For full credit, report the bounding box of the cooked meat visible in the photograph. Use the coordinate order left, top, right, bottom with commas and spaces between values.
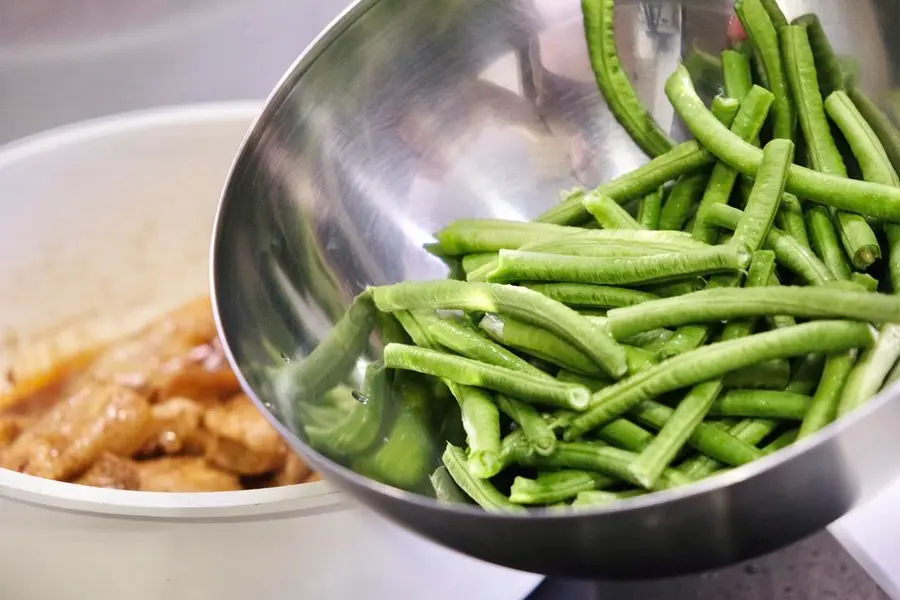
0, 381, 150, 480
137, 456, 241, 492
272, 452, 312, 487
0, 414, 30, 448
86, 298, 223, 399
139, 396, 205, 455
75, 453, 141, 490
203, 394, 287, 475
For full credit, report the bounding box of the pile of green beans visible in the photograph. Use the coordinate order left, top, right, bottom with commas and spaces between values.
303, 0, 900, 513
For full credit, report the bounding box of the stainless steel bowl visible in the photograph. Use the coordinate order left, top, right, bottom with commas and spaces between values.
211, 0, 900, 578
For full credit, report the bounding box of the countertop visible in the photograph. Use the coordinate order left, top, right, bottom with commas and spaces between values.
0, 2, 892, 598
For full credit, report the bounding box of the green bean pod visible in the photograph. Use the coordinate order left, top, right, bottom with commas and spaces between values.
430, 466, 468, 504
383, 343, 591, 410
442, 444, 525, 513
679, 418, 778, 479
722, 49, 754, 101
509, 470, 615, 505
798, 350, 857, 438
485, 246, 750, 287
461, 252, 498, 275
736, 0, 795, 140
733, 139, 794, 252
583, 191, 644, 230
806, 206, 852, 280
582, 0, 675, 157
838, 324, 900, 418
792, 14, 846, 97
849, 88, 900, 177
444, 383, 502, 478
764, 430, 800, 453
372, 280, 628, 377
723, 359, 791, 390
565, 321, 875, 438
775, 193, 811, 250
709, 390, 811, 420
666, 66, 900, 221
522, 283, 658, 309
637, 187, 663, 229
657, 173, 707, 231
495, 395, 558, 456
572, 489, 645, 507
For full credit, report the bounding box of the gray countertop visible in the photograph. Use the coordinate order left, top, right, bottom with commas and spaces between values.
0, 3, 892, 598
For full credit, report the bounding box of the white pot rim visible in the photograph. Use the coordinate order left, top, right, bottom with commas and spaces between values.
0, 102, 347, 520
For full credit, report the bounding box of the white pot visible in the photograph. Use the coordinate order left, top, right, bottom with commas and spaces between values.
0, 104, 542, 600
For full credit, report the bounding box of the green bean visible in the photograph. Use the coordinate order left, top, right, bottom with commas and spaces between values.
536, 141, 714, 225
485, 246, 750, 287
629, 400, 764, 467
637, 187, 663, 230
693, 86, 775, 244
666, 66, 900, 221
629, 328, 676, 354
645, 279, 705, 298
495, 395, 557, 456
394, 310, 439, 349
849, 88, 900, 177
461, 252, 498, 275
442, 383, 501, 478
851, 272, 880, 293
887, 224, 900, 294
655, 324, 714, 359
798, 350, 857, 437
765, 273, 799, 330
430, 466, 469, 504
775, 193, 811, 249
838, 324, 900, 418
606, 286, 900, 339
442, 444, 525, 513
434, 219, 583, 255
372, 280, 628, 377
583, 191, 643, 229
709, 390, 810, 420
736, 0, 795, 140
806, 206, 852, 280
787, 353, 826, 394
722, 49, 754, 101
723, 359, 791, 390
572, 489, 645, 507
764, 429, 799, 453
758, 0, 789, 29
479, 314, 602, 376
582, 0, 674, 157
522, 283, 658, 309
792, 14, 846, 97
509, 470, 615, 505
384, 344, 590, 410
734, 140, 794, 252
827, 90, 900, 188
679, 418, 778, 479
556, 370, 611, 392
596, 417, 655, 452
355, 403, 433, 490
704, 203, 835, 285
565, 321, 875, 438
419, 312, 548, 377
514, 441, 690, 491
658, 173, 707, 231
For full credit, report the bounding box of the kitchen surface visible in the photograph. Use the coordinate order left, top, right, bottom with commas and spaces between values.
0, 1, 897, 598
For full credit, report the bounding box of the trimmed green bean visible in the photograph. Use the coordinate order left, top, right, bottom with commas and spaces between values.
838, 324, 900, 418
734, 139, 793, 252
679, 418, 778, 479
479, 313, 602, 376
485, 246, 750, 287
443, 384, 502, 478
850, 88, 900, 177
709, 390, 810, 420
605, 286, 900, 339
572, 489, 645, 507
658, 173, 707, 231
666, 66, 900, 221
693, 85, 775, 244
430, 466, 469, 504
495, 395, 557, 456
461, 252, 498, 275
637, 187, 663, 230
442, 444, 525, 513
595, 417, 655, 452
792, 14, 846, 97
522, 283, 658, 309
787, 353, 826, 394
704, 203, 835, 285
723, 359, 791, 390
384, 344, 590, 410
584, 191, 643, 229
827, 90, 900, 190
764, 430, 799, 453
758, 0, 789, 29
536, 141, 714, 225
799, 350, 857, 437
372, 280, 628, 377
565, 321, 875, 438
582, 0, 674, 157
509, 470, 615, 505
736, 0, 795, 140
722, 49, 754, 101
851, 272, 880, 293
629, 400, 764, 467
775, 193, 811, 249
888, 224, 900, 295
806, 206, 852, 280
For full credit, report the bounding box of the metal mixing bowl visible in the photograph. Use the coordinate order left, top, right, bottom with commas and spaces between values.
211, 0, 900, 578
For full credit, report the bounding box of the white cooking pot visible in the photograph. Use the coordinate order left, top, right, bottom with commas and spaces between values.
0, 104, 542, 600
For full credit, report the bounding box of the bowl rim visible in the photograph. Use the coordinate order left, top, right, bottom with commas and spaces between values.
0, 102, 346, 519
211, 0, 900, 523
